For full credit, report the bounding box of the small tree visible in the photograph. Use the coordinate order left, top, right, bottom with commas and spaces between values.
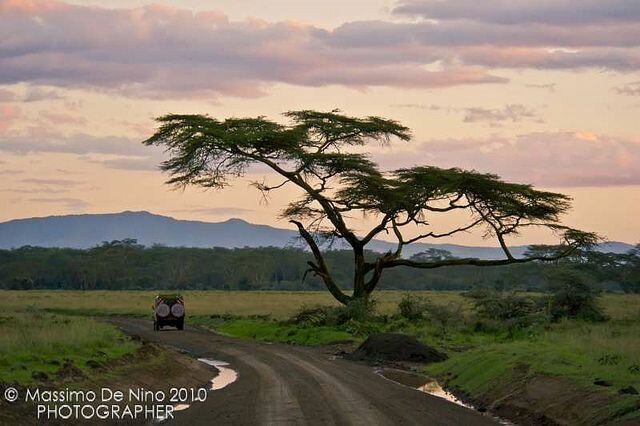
144, 110, 597, 305
547, 270, 606, 321
621, 244, 640, 294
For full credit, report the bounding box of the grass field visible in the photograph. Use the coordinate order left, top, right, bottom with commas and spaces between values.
0, 311, 138, 383
2, 290, 638, 320
1, 289, 638, 421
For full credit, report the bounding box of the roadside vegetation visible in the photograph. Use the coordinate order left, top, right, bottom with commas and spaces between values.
0, 311, 138, 383
2, 287, 638, 422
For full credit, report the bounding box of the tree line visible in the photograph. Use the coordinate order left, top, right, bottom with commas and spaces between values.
1, 240, 638, 293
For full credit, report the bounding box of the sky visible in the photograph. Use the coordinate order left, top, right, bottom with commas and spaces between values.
0, 0, 639, 246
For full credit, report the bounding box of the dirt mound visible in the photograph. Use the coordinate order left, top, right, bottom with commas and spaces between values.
348, 333, 447, 363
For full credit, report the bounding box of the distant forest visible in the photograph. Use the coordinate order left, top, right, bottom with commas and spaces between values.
1, 239, 638, 293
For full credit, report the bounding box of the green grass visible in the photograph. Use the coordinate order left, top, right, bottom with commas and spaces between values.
421, 316, 640, 420
1, 289, 638, 421
0, 290, 469, 319
0, 312, 138, 383
192, 317, 354, 346
2, 290, 636, 320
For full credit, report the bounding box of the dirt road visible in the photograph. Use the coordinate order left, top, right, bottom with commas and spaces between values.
109, 318, 497, 426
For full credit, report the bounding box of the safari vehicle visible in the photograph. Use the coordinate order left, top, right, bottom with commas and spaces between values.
153, 294, 185, 330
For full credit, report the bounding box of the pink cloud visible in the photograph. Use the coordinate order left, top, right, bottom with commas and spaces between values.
372, 132, 640, 187
0, 1, 638, 99
394, 0, 640, 25
39, 111, 87, 126
0, 104, 20, 131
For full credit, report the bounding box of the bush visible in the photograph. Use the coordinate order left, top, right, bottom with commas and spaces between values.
397, 294, 431, 321
468, 289, 541, 321
289, 305, 337, 326
426, 302, 463, 337
397, 294, 463, 337
547, 270, 607, 322
289, 298, 378, 327
342, 297, 378, 322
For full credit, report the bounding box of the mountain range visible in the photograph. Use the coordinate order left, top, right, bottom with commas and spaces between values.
0, 211, 633, 260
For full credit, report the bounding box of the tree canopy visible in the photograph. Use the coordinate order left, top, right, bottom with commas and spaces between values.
144, 110, 598, 304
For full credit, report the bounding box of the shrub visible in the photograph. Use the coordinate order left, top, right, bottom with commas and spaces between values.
467, 289, 541, 321
547, 270, 607, 322
289, 304, 338, 326
289, 298, 378, 327
426, 302, 463, 337
339, 297, 378, 322
397, 294, 431, 321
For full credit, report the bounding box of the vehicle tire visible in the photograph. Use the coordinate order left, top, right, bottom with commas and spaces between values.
177, 319, 184, 330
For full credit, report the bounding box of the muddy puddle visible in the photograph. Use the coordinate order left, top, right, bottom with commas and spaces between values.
156, 358, 238, 423
197, 358, 239, 390
377, 368, 514, 425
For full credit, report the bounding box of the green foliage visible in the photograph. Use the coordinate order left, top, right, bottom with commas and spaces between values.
144, 109, 597, 306
1, 244, 637, 294
426, 301, 464, 337
197, 317, 353, 346
289, 297, 377, 327
425, 318, 640, 421
397, 294, 462, 336
0, 312, 138, 383
467, 289, 542, 321
342, 297, 378, 321
621, 244, 640, 294
289, 305, 340, 326
143, 111, 410, 190
397, 294, 431, 321
548, 270, 607, 322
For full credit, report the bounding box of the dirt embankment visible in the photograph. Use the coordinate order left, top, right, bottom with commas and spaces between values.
346, 334, 639, 425
443, 364, 640, 426
0, 341, 216, 425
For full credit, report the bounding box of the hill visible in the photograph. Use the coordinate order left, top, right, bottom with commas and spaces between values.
0, 211, 633, 259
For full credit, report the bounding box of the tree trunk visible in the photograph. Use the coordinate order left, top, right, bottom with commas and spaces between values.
352, 248, 367, 300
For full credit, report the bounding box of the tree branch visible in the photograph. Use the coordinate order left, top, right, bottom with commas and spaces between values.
382, 245, 580, 270
290, 220, 351, 304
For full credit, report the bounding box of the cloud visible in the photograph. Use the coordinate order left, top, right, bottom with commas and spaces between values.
0, 104, 20, 131
615, 81, 640, 96
0, 1, 508, 98
23, 87, 65, 102
462, 104, 541, 126
525, 83, 556, 93
28, 197, 89, 210
40, 111, 87, 126
0, 131, 150, 156
0, 86, 65, 102
1, 187, 69, 194
1, 1, 639, 99
391, 103, 441, 110
0, 168, 22, 175
393, 1, 640, 25
21, 178, 79, 187
93, 157, 159, 171
0, 88, 17, 102
372, 131, 640, 187
0, 129, 165, 171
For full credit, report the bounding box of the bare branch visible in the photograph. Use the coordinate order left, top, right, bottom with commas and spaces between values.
290, 220, 351, 304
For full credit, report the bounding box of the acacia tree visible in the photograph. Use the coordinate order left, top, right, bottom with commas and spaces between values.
144, 110, 598, 305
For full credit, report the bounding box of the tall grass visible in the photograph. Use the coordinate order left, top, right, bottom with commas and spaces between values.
0, 312, 138, 383
1, 290, 635, 319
